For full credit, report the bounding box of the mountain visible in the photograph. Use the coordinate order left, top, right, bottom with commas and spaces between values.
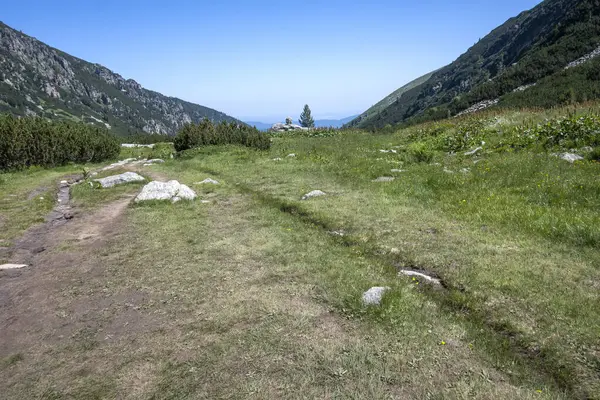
245, 115, 360, 130
245, 121, 272, 131
0, 22, 241, 136
314, 115, 359, 128
346, 71, 436, 128
356, 0, 600, 129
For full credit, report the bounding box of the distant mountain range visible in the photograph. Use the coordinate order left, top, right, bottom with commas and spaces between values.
348, 0, 600, 128
0, 21, 241, 136
246, 115, 359, 131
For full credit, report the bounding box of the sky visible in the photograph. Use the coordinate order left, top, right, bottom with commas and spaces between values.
2, 0, 541, 122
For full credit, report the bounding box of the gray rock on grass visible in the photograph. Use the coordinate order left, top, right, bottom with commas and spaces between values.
372, 176, 395, 182
399, 270, 442, 286
558, 152, 584, 163
464, 147, 482, 156
135, 180, 197, 203
362, 286, 391, 306
0, 264, 28, 270
196, 178, 220, 185
301, 190, 326, 200
94, 172, 145, 188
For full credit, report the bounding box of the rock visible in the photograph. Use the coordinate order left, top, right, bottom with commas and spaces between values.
581, 146, 594, 153
269, 122, 308, 132
60, 180, 68, 184
195, 178, 219, 185
287, 153, 296, 157
443, 168, 454, 174
135, 180, 197, 203
464, 147, 482, 156
455, 99, 499, 117
301, 190, 326, 200
558, 153, 584, 163
565, 46, 600, 69
390, 169, 405, 173
0, 264, 28, 270
121, 143, 155, 148
200, 200, 211, 204
272, 157, 283, 161
146, 159, 165, 164
362, 286, 391, 306
399, 270, 442, 286
460, 168, 470, 174
372, 176, 395, 182
94, 172, 145, 188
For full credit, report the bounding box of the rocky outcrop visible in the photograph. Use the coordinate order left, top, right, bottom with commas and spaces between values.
135, 180, 197, 203
269, 122, 308, 132
94, 172, 145, 188
0, 22, 240, 135
565, 46, 600, 70
455, 99, 499, 117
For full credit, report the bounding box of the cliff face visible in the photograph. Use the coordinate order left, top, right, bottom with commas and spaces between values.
0, 22, 240, 135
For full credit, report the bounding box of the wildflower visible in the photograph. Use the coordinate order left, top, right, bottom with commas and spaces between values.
439, 340, 446, 345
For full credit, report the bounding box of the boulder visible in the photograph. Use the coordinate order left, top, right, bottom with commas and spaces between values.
270, 123, 308, 132
372, 176, 395, 182
464, 147, 482, 156
399, 270, 442, 287
94, 172, 145, 188
301, 190, 326, 200
0, 264, 28, 270
362, 286, 391, 306
195, 178, 220, 185
135, 180, 197, 203
558, 153, 584, 163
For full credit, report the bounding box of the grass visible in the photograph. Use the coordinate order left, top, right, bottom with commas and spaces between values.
1, 104, 599, 398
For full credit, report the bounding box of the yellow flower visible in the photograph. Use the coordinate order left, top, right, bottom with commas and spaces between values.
440, 340, 446, 345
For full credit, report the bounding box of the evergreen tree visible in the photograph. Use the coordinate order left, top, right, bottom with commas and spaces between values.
299, 104, 315, 128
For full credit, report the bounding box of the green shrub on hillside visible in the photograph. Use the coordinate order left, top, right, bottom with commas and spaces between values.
0, 114, 120, 171
173, 119, 271, 152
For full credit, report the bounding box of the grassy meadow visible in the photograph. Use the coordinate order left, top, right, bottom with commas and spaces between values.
1, 104, 599, 399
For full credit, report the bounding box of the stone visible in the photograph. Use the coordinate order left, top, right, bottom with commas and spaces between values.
301, 190, 326, 200
558, 153, 584, 163
443, 168, 454, 174
121, 143, 155, 148
135, 180, 197, 203
460, 168, 470, 174
94, 172, 145, 188
362, 286, 391, 306
399, 270, 442, 286
270, 122, 308, 132
145, 159, 165, 164
464, 147, 482, 156
195, 178, 220, 185
287, 153, 296, 157
372, 176, 395, 182
0, 264, 28, 270
581, 146, 593, 153
272, 157, 283, 161
390, 169, 405, 173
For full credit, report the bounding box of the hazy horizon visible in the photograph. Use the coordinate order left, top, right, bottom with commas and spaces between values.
3, 0, 541, 121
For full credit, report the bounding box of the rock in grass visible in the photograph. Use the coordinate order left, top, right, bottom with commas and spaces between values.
146, 159, 165, 164
94, 172, 145, 188
301, 190, 326, 200
558, 152, 584, 163
464, 147, 482, 156
287, 153, 296, 157
362, 286, 391, 306
196, 178, 219, 185
0, 264, 28, 270
399, 270, 442, 287
135, 180, 197, 203
372, 176, 395, 182
390, 169, 405, 173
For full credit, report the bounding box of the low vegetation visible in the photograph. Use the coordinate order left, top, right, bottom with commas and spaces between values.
173, 119, 271, 151
0, 114, 120, 171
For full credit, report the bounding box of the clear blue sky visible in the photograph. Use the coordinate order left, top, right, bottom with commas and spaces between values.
3, 0, 541, 122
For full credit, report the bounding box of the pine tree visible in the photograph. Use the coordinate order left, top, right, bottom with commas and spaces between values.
299, 104, 315, 128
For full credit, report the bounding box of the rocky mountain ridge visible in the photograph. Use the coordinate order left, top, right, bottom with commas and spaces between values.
0, 21, 240, 136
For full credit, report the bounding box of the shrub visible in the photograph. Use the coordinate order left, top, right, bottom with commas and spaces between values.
0, 114, 120, 171
173, 119, 271, 152
408, 142, 434, 163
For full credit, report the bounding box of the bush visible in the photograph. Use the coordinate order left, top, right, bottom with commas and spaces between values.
0, 114, 120, 171
173, 119, 271, 152
408, 142, 434, 163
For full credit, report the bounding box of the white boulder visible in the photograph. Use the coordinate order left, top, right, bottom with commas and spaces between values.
0, 264, 28, 270
301, 190, 326, 200
135, 180, 197, 203
558, 153, 584, 163
399, 270, 442, 286
94, 172, 145, 188
362, 286, 391, 306
372, 176, 395, 182
196, 178, 220, 185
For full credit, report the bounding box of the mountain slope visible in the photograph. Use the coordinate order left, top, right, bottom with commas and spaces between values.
357, 0, 600, 128
314, 115, 359, 128
0, 22, 240, 136
346, 71, 436, 128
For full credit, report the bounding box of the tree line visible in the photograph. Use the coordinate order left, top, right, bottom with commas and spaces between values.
173, 119, 271, 151
0, 114, 120, 171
